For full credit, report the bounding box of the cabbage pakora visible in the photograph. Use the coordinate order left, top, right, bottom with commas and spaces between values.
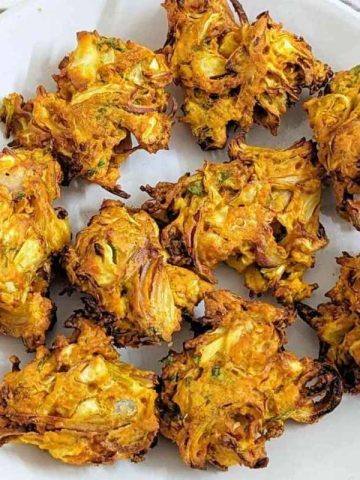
163, 0, 332, 149
304, 66, 360, 229
0, 148, 70, 350
159, 290, 342, 471
142, 138, 327, 303
64, 200, 212, 346
298, 253, 360, 393
0, 318, 159, 465
1, 31, 174, 193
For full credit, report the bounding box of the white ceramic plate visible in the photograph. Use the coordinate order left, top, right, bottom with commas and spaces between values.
0, 0, 23, 9
0, 0, 359, 479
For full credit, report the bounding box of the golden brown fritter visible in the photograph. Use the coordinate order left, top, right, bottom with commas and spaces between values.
142, 138, 327, 303
1, 31, 174, 193
163, 0, 331, 149
64, 200, 212, 346
159, 290, 342, 471
0, 318, 158, 465
298, 253, 360, 393
0, 148, 70, 350
304, 66, 360, 229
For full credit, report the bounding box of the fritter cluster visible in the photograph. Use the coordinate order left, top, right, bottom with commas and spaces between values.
1, 31, 174, 193
304, 65, 360, 229
159, 290, 342, 470
298, 253, 360, 392
0, 148, 70, 350
0, 319, 159, 465
64, 200, 212, 346
142, 138, 327, 303
163, 0, 331, 149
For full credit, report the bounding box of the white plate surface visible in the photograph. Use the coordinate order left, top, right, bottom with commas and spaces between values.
0, 0, 359, 479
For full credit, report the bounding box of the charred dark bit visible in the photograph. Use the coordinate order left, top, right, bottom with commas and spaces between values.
104, 185, 131, 199
296, 302, 320, 327
299, 361, 343, 421
56, 152, 82, 186
229, 0, 248, 24
55, 207, 68, 220
94, 243, 105, 258
9, 356, 21, 372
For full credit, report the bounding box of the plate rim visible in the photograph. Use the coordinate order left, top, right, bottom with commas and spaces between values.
0, 0, 360, 22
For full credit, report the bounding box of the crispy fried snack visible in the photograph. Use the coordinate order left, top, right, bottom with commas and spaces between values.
142, 138, 327, 303
64, 200, 212, 346
159, 290, 342, 471
0, 318, 159, 465
163, 0, 331, 149
304, 66, 360, 229
0, 148, 70, 350
298, 253, 360, 392
1, 31, 174, 193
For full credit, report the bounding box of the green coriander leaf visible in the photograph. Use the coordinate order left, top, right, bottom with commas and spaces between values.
193, 354, 201, 365
211, 365, 221, 377
15, 191, 26, 200
163, 354, 174, 366
187, 181, 204, 196
219, 171, 231, 182
86, 169, 97, 177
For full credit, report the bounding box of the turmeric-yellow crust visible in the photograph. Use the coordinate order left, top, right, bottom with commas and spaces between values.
64, 200, 212, 346
298, 253, 360, 392
1, 31, 174, 193
0, 319, 159, 465
164, 0, 331, 149
0, 148, 70, 350
304, 65, 360, 229
142, 138, 327, 303
159, 290, 342, 470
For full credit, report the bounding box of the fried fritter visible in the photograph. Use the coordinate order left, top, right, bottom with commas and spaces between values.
159, 290, 342, 471
304, 66, 360, 229
298, 253, 360, 392
163, 0, 331, 149
0, 318, 158, 465
64, 200, 212, 346
142, 138, 327, 303
0, 148, 70, 350
1, 31, 174, 193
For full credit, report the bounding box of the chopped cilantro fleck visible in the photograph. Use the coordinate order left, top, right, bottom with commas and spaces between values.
15, 191, 26, 200
101, 38, 125, 51
163, 354, 174, 366
86, 169, 97, 177
184, 376, 193, 386
187, 181, 204, 196
37, 357, 47, 370
211, 365, 221, 377
219, 171, 231, 182
193, 354, 201, 365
